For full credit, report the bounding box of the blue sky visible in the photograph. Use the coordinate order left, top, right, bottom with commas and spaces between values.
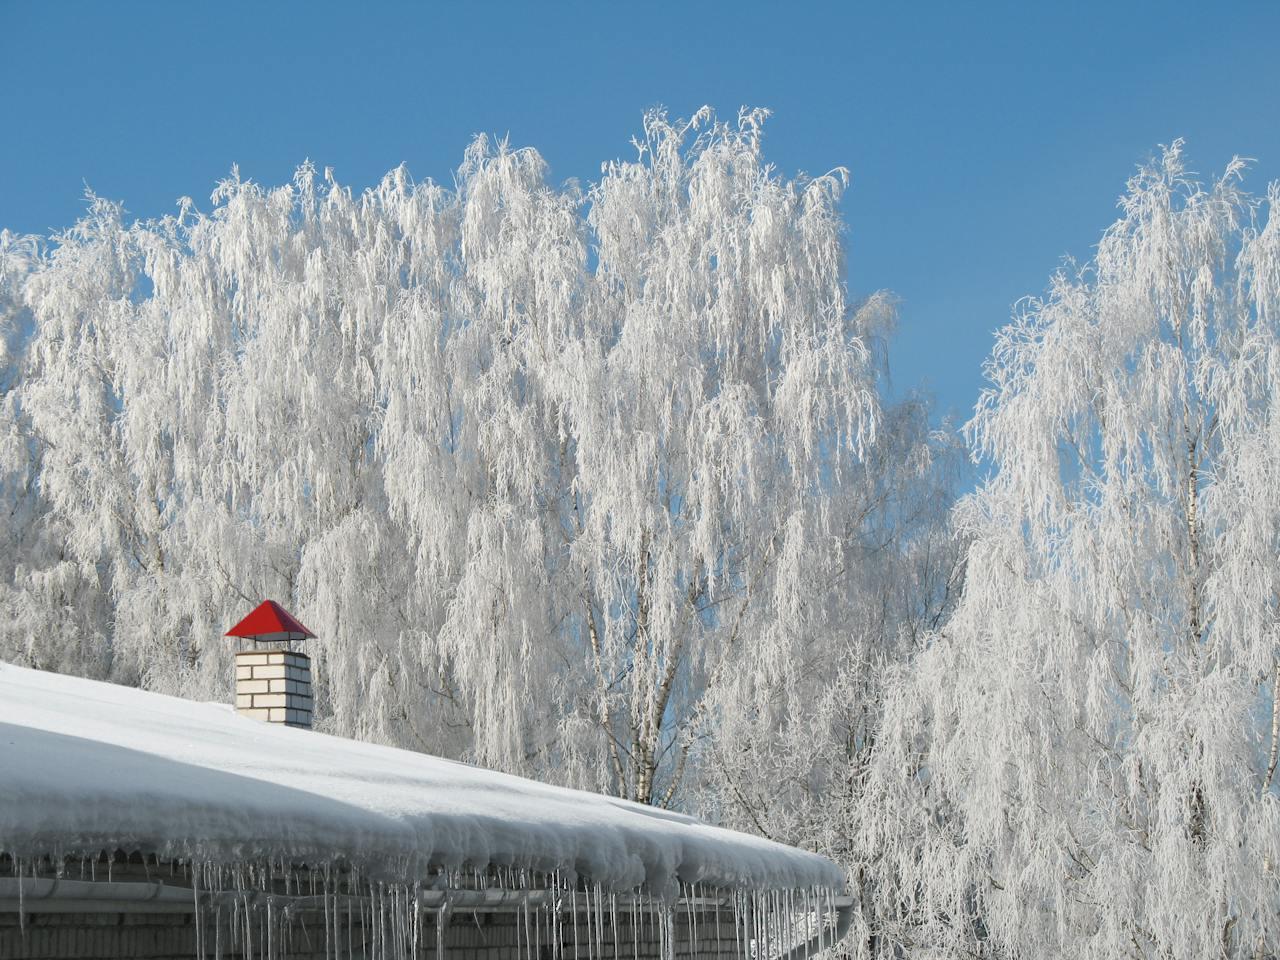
3, 1, 1278, 422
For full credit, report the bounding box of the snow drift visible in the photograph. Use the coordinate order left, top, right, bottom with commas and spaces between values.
0, 663, 843, 896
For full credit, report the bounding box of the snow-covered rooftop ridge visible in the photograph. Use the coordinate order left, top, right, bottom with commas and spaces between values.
0, 664, 843, 895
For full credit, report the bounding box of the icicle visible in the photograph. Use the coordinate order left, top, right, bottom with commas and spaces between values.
323, 876, 333, 960
739, 891, 747, 960
552, 870, 562, 960
784, 889, 791, 956
594, 882, 603, 960
15, 856, 25, 936
821, 887, 830, 956
732, 890, 741, 960
374, 882, 383, 960
539, 884, 548, 960
763, 890, 771, 960
610, 888, 619, 960
770, 890, 777, 960
714, 886, 723, 960
781, 890, 788, 958
646, 891, 655, 960
750, 890, 760, 960
523, 883, 533, 960
193, 860, 204, 960
572, 886, 580, 960
782, 890, 789, 956
410, 880, 419, 960
385, 883, 394, 960
813, 888, 822, 957
244, 890, 254, 960
760, 890, 767, 960
686, 883, 697, 960
800, 888, 810, 960
756, 890, 764, 960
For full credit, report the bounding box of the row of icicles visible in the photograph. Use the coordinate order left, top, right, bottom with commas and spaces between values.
4, 855, 844, 960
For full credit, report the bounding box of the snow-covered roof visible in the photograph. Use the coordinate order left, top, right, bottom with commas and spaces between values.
0, 664, 843, 896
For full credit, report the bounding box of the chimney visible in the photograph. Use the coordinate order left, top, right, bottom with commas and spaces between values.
226, 599, 315, 729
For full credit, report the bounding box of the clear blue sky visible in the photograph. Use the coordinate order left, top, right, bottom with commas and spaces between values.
3, 1, 1278, 421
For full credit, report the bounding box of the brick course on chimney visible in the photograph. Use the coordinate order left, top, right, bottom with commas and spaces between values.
234, 649, 313, 728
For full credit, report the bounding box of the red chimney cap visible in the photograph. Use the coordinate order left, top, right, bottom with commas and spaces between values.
226, 600, 316, 640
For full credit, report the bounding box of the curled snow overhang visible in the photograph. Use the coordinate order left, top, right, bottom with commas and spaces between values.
0, 664, 845, 898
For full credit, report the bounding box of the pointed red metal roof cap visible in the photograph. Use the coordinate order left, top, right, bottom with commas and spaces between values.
225, 600, 316, 639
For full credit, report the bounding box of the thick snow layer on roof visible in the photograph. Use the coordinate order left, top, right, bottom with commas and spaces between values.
0, 664, 843, 895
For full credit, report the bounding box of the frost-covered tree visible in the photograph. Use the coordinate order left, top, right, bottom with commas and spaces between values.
4, 109, 900, 812
0, 228, 113, 675
690, 382, 968, 957
868, 144, 1280, 958
550, 108, 880, 802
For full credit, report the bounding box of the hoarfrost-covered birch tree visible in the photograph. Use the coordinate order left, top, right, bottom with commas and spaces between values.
1, 109, 899, 811
0, 227, 114, 676
555, 108, 880, 802
690, 386, 967, 955
866, 144, 1280, 958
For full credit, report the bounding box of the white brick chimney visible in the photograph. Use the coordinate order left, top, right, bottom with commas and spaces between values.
225, 599, 316, 730
235, 649, 313, 727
